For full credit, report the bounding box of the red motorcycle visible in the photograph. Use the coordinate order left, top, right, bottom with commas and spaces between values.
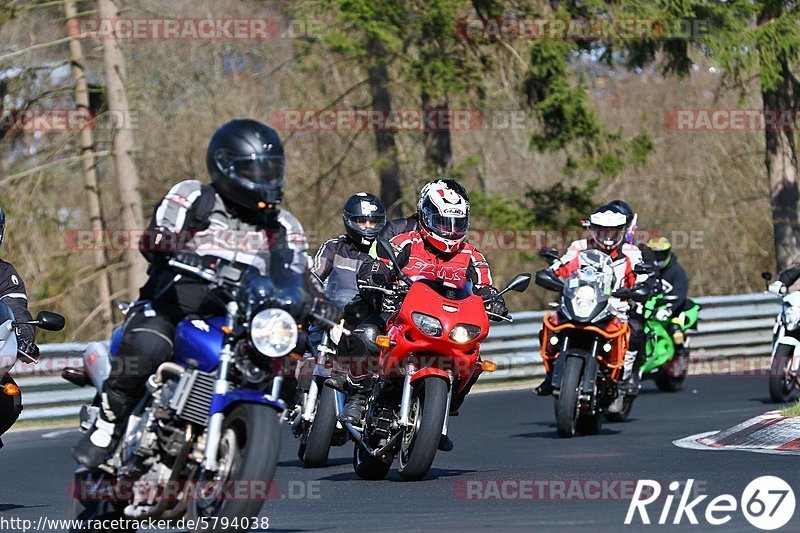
341, 239, 530, 481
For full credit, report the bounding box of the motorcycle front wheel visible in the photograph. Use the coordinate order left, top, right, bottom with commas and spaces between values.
769, 344, 797, 403
188, 404, 280, 532
397, 376, 448, 481
301, 382, 337, 467
554, 357, 582, 438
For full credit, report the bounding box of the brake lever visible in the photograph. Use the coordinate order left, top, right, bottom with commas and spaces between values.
487, 312, 513, 323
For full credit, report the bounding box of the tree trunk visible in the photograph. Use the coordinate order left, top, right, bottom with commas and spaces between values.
759, 5, 800, 271
366, 38, 403, 218
97, 0, 147, 299
421, 91, 452, 174
65, 0, 113, 337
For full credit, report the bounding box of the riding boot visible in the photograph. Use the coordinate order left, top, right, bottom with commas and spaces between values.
534, 371, 554, 396
338, 374, 373, 425
71, 387, 130, 470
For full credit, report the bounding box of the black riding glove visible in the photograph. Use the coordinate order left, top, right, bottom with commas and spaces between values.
477, 286, 508, 317
18, 334, 39, 362
311, 297, 344, 328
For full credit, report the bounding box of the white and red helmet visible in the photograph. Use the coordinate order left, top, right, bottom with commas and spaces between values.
417, 180, 470, 253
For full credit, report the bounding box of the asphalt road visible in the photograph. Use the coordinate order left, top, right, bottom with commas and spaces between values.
1, 375, 798, 532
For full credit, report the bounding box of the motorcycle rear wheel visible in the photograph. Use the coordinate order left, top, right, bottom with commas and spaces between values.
353, 442, 391, 480
397, 376, 448, 481
188, 404, 280, 532
769, 344, 797, 403
554, 357, 582, 438
604, 396, 635, 423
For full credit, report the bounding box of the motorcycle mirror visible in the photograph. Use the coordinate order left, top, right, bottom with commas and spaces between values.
761, 271, 773, 282
539, 247, 560, 265
497, 273, 532, 296
634, 263, 655, 275
376, 237, 402, 275
34, 311, 65, 332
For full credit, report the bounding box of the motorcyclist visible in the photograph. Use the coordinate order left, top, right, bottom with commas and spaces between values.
772, 263, 800, 295
0, 207, 39, 449
332, 179, 506, 451
72, 119, 341, 469
535, 202, 654, 400
646, 236, 691, 351
312, 192, 386, 307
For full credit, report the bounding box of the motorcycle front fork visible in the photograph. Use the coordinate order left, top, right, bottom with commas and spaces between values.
398, 363, 453, 438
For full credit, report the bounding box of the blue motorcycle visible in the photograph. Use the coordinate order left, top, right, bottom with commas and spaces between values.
64, 252, 325, 532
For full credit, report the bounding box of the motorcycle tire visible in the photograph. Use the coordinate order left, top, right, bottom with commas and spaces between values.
353, 442, 391, 480
188, 404, 280, 532
554, 357, 582, 438
301, 382, 337, 467
577, 412, 604, 434
68, 470, 136, 533
605, 396, 635, 423
769, 344, 797, 403
397, 376, 448, 481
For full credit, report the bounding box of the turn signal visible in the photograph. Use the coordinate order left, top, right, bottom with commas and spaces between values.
221, 325, 233, 335
376, 335, 391, 348
3, 382, 20, 396
258, 201, 267, 209
481, 360, 497, 372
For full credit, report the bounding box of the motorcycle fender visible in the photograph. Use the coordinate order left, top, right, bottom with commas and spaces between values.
580, 356, 599, 396
409, 367, 452, 386
552, 350, 588, 391
209, 389, 285, 416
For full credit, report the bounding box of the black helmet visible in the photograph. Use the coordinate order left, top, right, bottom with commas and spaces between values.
647, 236, 673, 270
589, 202, 628, 253
206, 119, 285, 214
343, 192, 386, 247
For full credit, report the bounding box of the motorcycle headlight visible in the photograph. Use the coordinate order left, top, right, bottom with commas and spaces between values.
572, 285, 597, 318
785, 304, 800, 331
250, 308, 298, 358
411, 312, 443, 337
450, 324, 482, 343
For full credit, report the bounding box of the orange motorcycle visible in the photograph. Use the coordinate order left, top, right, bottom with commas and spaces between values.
535, 249, 648, 437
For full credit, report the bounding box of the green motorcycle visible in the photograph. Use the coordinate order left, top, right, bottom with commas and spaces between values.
641, 295, 700, 392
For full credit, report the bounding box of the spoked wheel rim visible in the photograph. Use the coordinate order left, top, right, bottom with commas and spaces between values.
195, 428, 238, 513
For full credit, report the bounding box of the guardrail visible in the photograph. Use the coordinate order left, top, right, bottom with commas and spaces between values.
9, 292, 783, 421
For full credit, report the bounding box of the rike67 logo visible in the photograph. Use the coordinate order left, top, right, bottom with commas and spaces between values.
626, 477, 795, 530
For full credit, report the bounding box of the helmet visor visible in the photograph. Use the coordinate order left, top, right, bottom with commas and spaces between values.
222, 154, 285, 187
422, 208, 469, 240
653, 249, 671, 269
350, 215, 386, 232
591, 225, 624, 248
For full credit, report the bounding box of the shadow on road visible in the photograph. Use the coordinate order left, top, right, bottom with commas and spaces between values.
278, 456, 352, 468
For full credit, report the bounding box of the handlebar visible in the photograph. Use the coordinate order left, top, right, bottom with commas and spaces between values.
168, 258, 220, 284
